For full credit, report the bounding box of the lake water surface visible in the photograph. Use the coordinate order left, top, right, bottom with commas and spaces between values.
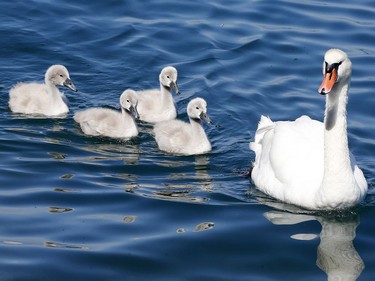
0, 1, 374, 280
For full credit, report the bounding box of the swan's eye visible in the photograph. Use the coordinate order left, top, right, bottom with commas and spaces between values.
167, 76, 170, 79
326, 61, 343, 73
196, 106, 199, 110
59, 74, 64, 78
126, 100, 130, 103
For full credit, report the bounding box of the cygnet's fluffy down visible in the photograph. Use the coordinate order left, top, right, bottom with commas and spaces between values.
153, 97, 212, 155
74, 89, 139, 139
136, 66, 180, 123
8, 64, 77, 117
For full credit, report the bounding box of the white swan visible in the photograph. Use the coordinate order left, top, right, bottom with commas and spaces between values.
74, 89, 139, 139
136, 66, 180, 123
250, 49, 368, 210
8, 64, 77, 117
153, 97, 212, 155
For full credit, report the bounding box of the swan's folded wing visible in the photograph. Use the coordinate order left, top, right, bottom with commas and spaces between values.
269, 116, 324, 187
349, 152, 368, 196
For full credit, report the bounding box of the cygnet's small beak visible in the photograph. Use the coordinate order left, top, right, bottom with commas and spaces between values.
200, 112, 213, 125
63, 78, 77, 92
170, 81, 180, 95
130, 105, 139, 120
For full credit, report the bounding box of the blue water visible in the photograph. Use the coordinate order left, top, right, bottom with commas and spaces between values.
0, 0, 374, 280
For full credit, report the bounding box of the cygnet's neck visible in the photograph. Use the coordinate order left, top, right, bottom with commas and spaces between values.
121, 108, 138, 133
45, 80, 66, 113
320, 78, 355, 197
160, 84, 174, 107
190, 117, 207, 139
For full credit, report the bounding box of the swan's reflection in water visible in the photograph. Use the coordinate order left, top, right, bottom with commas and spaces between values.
128, 155, 214, 203
155, 155, 213, 202
316, 215, 363, 281
263, 202, 364, 281
79, 141, 141, 165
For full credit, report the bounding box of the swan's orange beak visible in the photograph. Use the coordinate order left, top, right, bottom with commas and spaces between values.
318, 68, 337, 95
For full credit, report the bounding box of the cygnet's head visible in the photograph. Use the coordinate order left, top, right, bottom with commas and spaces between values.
318, 49, 351, 95
45, 64, 77, 92
159, 66, 180, 95
120, 89, 139, 119
187, 97, 212, 124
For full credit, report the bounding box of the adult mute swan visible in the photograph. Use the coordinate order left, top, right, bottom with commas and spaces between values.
74, 89, 139, 139
136, 66, 180, 123
9, 65, 77, 117
153, 97, 212, 155
250, 49, 367, 210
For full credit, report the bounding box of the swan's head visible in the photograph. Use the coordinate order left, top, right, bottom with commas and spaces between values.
45, 65, 77, 92
187, 97, 212, 124
159, 66, 180, 95
318, 49, 351, 95
120, 89, 139, 119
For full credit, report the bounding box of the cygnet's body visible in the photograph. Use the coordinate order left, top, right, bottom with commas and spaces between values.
74, 89, 139, 139
9, 65, 77, 117
136, 66, 180, 123
153, 97, 212, 155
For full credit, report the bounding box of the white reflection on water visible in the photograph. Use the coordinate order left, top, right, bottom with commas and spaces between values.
264, 207, 364, 281
78, 142, 141, 165
135, 155, 214, 203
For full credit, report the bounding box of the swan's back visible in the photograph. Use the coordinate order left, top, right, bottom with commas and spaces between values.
250, 115, 325, 206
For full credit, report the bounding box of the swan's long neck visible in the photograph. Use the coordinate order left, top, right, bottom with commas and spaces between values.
319, 77, 356, 204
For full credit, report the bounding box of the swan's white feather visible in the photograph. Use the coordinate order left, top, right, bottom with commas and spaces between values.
250, 115, 324, 207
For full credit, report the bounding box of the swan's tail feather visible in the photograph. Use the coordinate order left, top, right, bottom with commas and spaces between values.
249, 115, 274, 152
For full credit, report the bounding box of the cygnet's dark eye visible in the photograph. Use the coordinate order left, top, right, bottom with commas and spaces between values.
196, 106, 199, 110
59, 74, 64, 78
167, 76, 170, 79
127, 100, 130, 103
